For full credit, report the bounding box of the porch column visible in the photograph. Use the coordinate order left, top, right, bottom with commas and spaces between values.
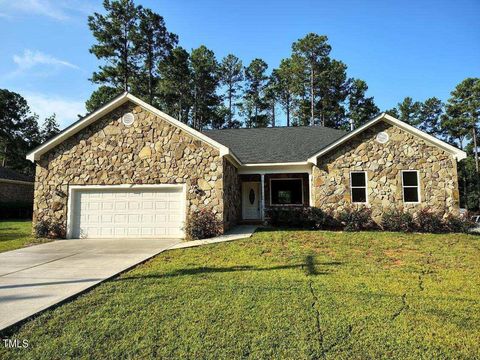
309, 172, 313, 206
260, 174, 265, 220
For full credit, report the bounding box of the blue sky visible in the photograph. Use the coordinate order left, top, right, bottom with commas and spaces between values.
0, 0, 478, 128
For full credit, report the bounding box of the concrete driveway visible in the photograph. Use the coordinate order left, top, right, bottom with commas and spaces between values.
0, 238, 181, 331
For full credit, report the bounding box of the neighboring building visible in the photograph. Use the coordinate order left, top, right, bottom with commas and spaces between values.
26, 93, 466, 239
0, 166, 34, 218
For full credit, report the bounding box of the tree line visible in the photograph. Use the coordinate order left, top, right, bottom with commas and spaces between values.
0, 89, 60, 175
85, 0, 379, 130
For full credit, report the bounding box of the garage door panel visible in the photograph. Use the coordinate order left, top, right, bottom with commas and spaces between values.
71, 187, 184, 239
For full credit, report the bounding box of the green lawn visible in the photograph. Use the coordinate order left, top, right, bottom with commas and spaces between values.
1, 230, 479, 359
0, 221, 50, 253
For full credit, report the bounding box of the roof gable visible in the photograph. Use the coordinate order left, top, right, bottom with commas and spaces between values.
307, 113, 467, 163
26, 93, 232, 162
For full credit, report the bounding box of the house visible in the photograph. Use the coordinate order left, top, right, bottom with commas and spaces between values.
26, 92, 466, 239
0, 166, 34, 218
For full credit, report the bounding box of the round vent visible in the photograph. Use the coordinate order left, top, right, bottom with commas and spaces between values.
376, 131, 389, 144
122, 112, 135, 126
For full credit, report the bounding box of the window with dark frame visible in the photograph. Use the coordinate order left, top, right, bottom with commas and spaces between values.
402, 171, 420, 203
270, 179, 303, 205
350, 172, 367, 203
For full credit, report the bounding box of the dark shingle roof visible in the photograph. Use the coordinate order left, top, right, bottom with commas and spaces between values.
203, 126, 347, 164
0, 167, 33, 182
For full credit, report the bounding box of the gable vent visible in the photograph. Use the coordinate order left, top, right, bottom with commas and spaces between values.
122, 112, 135, 126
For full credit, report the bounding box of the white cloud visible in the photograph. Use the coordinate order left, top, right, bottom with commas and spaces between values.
13, 49, 79, 71
23, 92, 86, 129
10, 0, 69, 21
1, 0, 98, 21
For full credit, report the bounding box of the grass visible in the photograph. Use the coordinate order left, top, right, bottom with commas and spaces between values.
1, 230, 479, 359
0, 221, 50, 253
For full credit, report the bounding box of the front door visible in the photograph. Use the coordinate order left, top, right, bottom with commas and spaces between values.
242, 182, 261, 220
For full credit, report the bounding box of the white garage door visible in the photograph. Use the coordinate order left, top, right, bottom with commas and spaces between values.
70, 186, 185, 239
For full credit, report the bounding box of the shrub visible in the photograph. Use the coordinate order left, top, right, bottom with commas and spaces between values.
443, 214, 475, 233
266, 207, 336, 229
415, 208, 445, 233
338, 206, 375, 232
34, 220, 50, 238
34, 219, 66, 239
381, 208, 416, 232
185, 209, 222, 240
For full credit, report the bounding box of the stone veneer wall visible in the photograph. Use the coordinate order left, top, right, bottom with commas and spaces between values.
33, 101, 225, 234
313, 121, 460, 221
222, 158, 241, 229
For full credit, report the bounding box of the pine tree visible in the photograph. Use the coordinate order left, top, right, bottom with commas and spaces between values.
445, 78, 480, 209
397, 97, 421, 125
88, 0, 141, 92
347, 79, 379, 129
85, 85, 120, 113
316, 59, 349, 128
265, 72, 279, 127
0, 89, 41, 175
190, 46, 221, 130
418, 97, 443, 135
135, 8, 178, 104
41, 114, 61, 142
275, 58, 297, 126
157, 47, 193, 123
243, 59, 269, 128
219, 54, 243, 128
291, 33, 331, 126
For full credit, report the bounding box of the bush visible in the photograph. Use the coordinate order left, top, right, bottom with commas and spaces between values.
34, 219, 66, 239
443, 214, 475, 233
34, 220, 50, 238
266, 207, 336, 229
381, 208, 416, 232
338, 206, 375, 232
415, 208, 445, 233
185, 209, 222, 240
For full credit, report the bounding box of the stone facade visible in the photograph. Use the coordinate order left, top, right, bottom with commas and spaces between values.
312, 121, 460, 221
222, 159, 241, 229
33, 101, 225, 234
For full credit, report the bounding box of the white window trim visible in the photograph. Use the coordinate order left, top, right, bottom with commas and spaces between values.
401, 170, 421, 204
269, 178, 304, 206
350, 171, 368, 204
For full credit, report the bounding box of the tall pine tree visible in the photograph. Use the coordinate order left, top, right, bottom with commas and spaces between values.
88, 0, 141, 94
219, 54, 243, 128
347, 79, 379, 129
135, 8, 178, 104
157, 47, 193, 123
190, 46, 221, 130
242, 59, 269, 128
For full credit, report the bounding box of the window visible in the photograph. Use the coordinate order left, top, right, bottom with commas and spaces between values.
350, 171, 367, 203
402, 171, 420, 203
270, 179, 303, 205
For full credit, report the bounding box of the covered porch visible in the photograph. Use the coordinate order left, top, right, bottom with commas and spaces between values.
238, 165, 313, 222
